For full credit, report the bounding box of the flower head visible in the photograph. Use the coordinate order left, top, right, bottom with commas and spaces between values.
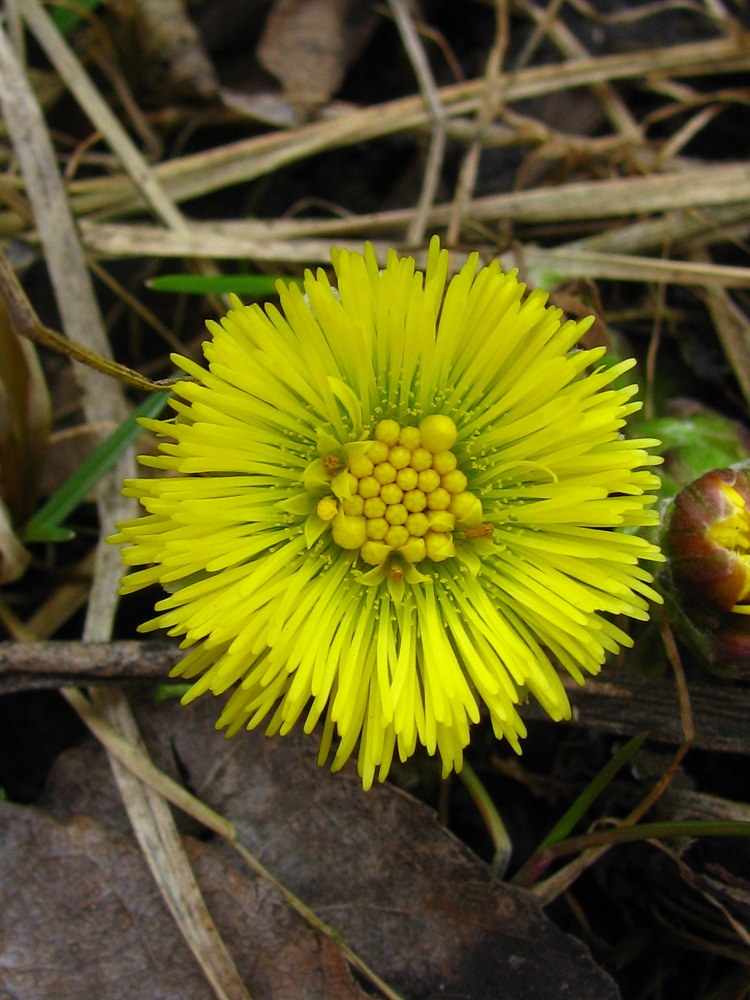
666, 466, 750, 614
111, 239, 663, 789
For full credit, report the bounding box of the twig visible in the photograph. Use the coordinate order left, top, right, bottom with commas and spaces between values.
513, 0, 641, 138
20, 0, 186, 231
1, 640, 748, 752
62, 35, 750, 218
0, 22, 249, 1000
388, 0, 446, 246
447, 0, 508, 246
0, 640, 180, 693
0, 250, 172, 393
530, 614, 695, 906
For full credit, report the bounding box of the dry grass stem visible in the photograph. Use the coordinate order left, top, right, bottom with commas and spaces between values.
76, 221, 750, 289
513, 0, 641, 137
701, 279, 750, 409
0, 21, 249, 1000
447, 0, 508, 245
0, 25, 125, 427
85, 686, 253, 1000
561, 203, 750, 256
388, 0, 447, 246
69, 162, 750, 256
58, 34, 750, 218
19, 0, 186, 231
532, 616, 695, 907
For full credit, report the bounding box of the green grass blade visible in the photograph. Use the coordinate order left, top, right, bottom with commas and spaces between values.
147, 274, 300, 296
538, 732, 647, 850
23, 391, 170, 543
51, 0, 103, 35
512, 732, 647, 886
545, 818, 750, 859
459, 760, 513, 877
152, 683, 192, 701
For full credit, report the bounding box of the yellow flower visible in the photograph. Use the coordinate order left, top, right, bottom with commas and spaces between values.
111, 239, 664, 789
667, 466, 750, 614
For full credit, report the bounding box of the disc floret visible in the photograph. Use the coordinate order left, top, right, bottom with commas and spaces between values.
311, 414, 484, 569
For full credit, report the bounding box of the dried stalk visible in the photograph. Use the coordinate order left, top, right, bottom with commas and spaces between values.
0, 21, 249, 1000
62, 34, 750, 217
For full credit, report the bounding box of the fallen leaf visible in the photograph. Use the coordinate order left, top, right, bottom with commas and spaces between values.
0, 801, 367, 999
34, 695, 620, 999
0, 294, 50, 578
0, 496, 30, 583
118, 0, 219, 100
257, 0, 378, 115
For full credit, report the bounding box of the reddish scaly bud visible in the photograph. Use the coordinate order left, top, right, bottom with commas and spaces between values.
709, 616, 750, 679
666, 467, 750, 613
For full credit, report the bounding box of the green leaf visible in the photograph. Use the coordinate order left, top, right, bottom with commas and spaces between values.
640, 412, 750, 495
152, 683, 192, 701
37, 526, 76, 543
51, 0, 103, 35
147, 274, 300, 296
23, 392, 170, 544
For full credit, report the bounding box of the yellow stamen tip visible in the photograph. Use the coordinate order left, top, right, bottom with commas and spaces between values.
420, 414, 458, 452
316, 497, 338, 521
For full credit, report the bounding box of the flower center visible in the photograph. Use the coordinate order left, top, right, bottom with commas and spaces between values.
319, 416, 483, 567
710, 482, 750, 610
709, 482, 750, 555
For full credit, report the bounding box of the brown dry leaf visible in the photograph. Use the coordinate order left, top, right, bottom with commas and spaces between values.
29, 696, 619, 999
0, 296, 51, 526
257, 0, 378, 115
0, 296, 51, 581
0, 801, 366, 1000
119, 0, 219, 100
0, 497, 30, 583
701, 284, 750, 411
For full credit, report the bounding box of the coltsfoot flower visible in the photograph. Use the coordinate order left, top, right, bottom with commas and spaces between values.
666, 466, 750, 614
111, 239, 664, 789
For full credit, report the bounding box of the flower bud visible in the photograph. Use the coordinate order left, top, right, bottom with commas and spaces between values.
426, 509, 455, 533
398, 536, 427, 563
666, 467, 750, 613
420, 414, 458, 452
449, 490, 483, 528
360, 540, 391, 566
709, 616, 750, 679
331, 512, 368, 550
424, 530, 456, 562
